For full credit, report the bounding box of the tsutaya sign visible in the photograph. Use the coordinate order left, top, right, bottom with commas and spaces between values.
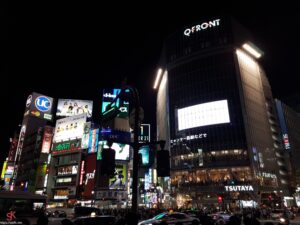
225, 185, 254, 192
184, 19, 220, 36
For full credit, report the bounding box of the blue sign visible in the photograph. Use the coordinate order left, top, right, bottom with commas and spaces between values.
35, 96, 51, 112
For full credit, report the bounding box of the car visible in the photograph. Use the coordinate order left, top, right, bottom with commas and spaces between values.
52, 210, 67, 218
270, 209, 295, 220
72, 206, 101, 218
209, 212, 232, 225
61, 215, 115, 225
138, 212, 200, 225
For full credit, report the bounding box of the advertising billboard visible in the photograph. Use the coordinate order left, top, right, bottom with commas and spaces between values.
41, 126, 53, 153
35, 164, 47, 188
177, 99, 230, 131
88, 129, 99, 154
52, 139, 81, 154
53, 114, 86, 143
56, 99, 93, 118
97, 141, 130, 161
109, 164, 127, 190
8, 137, 18, 162
83, 154, 96, 199
81, 122, 91, 149
25, 93, 54, 121
102, 89, 129, 119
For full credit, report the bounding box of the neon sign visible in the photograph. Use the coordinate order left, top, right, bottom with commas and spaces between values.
184, 19, 220, 36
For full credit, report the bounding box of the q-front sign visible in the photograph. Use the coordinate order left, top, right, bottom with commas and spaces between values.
225, 185, 254, 192
184, 19, 220, 37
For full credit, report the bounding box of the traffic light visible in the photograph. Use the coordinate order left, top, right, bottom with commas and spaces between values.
217, 196, 223, 204
156, 149, 170, 177
100, 148, 116, 176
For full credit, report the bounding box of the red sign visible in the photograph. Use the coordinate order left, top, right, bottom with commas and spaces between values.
82, 154, 96, 199
41, 126, 53, 153
79, 161, 85, 185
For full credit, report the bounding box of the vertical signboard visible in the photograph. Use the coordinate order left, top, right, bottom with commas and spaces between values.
88, 129, 99, 154
41, 126, 53, 153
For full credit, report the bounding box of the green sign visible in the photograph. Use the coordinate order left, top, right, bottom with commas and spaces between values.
52, 139, 81, 153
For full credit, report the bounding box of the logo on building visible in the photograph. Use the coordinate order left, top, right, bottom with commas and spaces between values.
225, 185, 254, 192
35, 96, 51, 112
184, 19, 220, 37
26, 95, 32, 107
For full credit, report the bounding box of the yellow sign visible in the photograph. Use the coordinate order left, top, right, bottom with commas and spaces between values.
1, 161, 7, 179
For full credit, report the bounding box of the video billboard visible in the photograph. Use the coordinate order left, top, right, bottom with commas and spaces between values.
97, 141, 130, 161
102, 89, 129, 118
177, 99, 230, 131
56, 99, 93, 118
109, 164, 127, 190
25, 92, 54, 121
53, 114, 86, 143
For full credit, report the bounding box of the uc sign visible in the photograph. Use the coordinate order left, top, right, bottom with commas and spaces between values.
35, 96, 51, 112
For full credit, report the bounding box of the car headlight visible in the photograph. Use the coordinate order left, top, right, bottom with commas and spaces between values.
279, 218, 286, 223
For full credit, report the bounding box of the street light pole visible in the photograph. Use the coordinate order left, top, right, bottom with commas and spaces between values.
131, 87, 140, 215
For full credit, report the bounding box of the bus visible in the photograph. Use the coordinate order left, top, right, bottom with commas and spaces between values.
0, 191, 47, 225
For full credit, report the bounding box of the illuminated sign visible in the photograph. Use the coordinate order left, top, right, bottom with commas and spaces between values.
56, 99, 93, 118
41, 126, 53, 153
79, 161, 85, 185
26, 95, 32, 107
171, 133, 208, 143
97, 141, 130, 161
139, 124, 150, 143
25, 93, 53, 120
81, 122, 91, 149
53, 114, 86, 143
283, 134, 291, 150
85, 170, 95, 185
102, 89, 129, 119
1, 161, 7, 179
52, 139, 81, 154
109, 164, 127, 190
88, 129, 99, 154
225, 185, 254, 192
184, 18, 220, 36
100, 128, 131, 143
145, 169, 152, 190
177, 100, 230, 131
35, 96, 52, 112
57, 165, 78, 175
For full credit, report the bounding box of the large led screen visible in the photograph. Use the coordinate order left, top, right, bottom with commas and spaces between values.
97, 141, 130, 161
56, 99, 93, 118
53, 114, 87, 143
177, 100, 230, 131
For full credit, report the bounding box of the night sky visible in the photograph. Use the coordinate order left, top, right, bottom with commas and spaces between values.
2, 7, 300, 165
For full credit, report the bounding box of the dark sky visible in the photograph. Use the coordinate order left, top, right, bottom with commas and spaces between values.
2, 7, 300, 164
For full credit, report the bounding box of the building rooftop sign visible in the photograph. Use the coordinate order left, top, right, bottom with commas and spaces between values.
225, 185, 254, 192
184, 19, 220, 37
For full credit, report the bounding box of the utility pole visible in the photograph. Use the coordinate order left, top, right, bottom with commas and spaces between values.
130, 87, 140, 215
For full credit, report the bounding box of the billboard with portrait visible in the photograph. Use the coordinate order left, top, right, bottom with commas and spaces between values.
109, 164, 127, 190
53, 114, 86, 143
56, 99, 93, 118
